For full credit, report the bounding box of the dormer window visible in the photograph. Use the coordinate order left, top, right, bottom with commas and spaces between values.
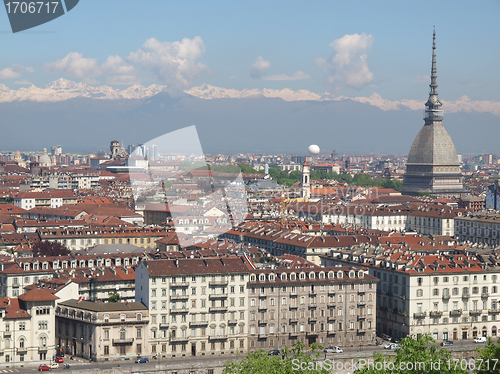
269, 274, 275, 281
281, 273, 287, 281
358, 271, 364, 278
349, 271, 355, 278
259, 274, 265, 282
24, 264, 29, 271
290, 273, 296, 281
300, 273, 306, 280
309, 272, 315, 280
328, 271, 334, 279
337, 271, 343, 279
250, 275, 256, 282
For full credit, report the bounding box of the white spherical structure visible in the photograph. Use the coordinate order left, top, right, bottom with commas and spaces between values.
308, 144, 320, 155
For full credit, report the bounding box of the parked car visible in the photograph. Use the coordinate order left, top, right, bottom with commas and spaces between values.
324, 346, 343, 353
384, 343, 399, 350
441, 340, 453, 346
391, 337, 401, 344
268, 350, 281, 356
135, 357, 149, 363
474, 337, 487, 343
38, 365, 51, 372
50, 363, 59, 369
56, 357, 64, 363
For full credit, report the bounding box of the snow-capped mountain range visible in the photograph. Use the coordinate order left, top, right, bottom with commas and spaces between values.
0, 79, 498, 116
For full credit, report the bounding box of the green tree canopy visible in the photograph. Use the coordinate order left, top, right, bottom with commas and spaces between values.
355, 335, 468, 374
223, 341, 329, 374
108, 292, 121, 303
476, 337, 500, 374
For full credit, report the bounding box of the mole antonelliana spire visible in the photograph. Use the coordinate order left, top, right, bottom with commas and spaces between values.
401, 29, 466, 197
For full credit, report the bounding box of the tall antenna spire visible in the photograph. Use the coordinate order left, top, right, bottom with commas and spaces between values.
426, 27, 442, 110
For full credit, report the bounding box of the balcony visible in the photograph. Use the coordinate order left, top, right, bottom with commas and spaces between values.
209, 280, 228, 286
489, 308, 500, 314
170, 294, 189, 301
208, 335, 228, 340
290, 291, 298, 296
189, 320, 209, 327
306, 331, 319, 337
112, 338, 134, 346
258, 293, 267, 298
258, 320, 267, 325
328, 290, 335, 296
258, 306, 268, 312
308, 303, 317, 309
209, 294, 228, 300
442, 294, 450, 300
450, 310, 462, 317
258, 334, 267, 339
289, 317, 298, 323
170, 282, 189, 288
430, 311, 443, 317
327, 302, 336, 308
470, 309, 482, 315
209, 306, 228, 312
462, 293, 470, 299
308, 317, 317, 323
38, 346, 48, 353
357, 315, 366, 320
289, 331, 299, 337
289, 304, 298, 310
170, 307, 189, 313
309, 290, 317, 296
327, 316, 336, 322
159, 323, 169, 329
3, 331, 11, 337
170, 336, 190, 343
482, 292, 489, 298
358, 301, 366, 306
413, 312, 427, 319
17, 347, 28, 354
228, 319, 238, 325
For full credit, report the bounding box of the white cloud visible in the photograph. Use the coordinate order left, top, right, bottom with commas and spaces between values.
265, 71, 310, 81
317, 33, 375, 90
250, 56, 271, 79
0, 64, 34, 79
107, 75, 140, 86
128, 36, 208, 95
45, 52, 135, 79
407, 75, 430, 83
14, 79, 33, 85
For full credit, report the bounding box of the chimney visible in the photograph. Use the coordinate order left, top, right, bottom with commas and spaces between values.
175, 259, 179, 267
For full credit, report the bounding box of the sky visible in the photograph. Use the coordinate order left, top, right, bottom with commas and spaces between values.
0, 0, 499, 102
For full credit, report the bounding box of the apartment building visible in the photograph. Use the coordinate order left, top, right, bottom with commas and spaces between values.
322, 249, 500, 342
455, 212, 500, 246
37, 226, 168, 251
135, 257, 250, 358
0, 253, 140, 299
247, 266, 378, 351
55, 299, 149, 361
0, 289, 59, 366
13, 190, 77, 210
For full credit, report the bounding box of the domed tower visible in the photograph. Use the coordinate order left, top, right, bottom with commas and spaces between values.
401, 30, 465, 197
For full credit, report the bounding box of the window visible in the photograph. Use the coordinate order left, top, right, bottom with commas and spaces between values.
417, 289, 423, 297
104, 330, 110, 340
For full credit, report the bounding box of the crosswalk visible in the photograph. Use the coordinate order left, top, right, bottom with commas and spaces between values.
0, 370, 19, 373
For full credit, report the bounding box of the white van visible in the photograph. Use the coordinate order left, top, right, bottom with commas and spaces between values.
474, 336, 487, 343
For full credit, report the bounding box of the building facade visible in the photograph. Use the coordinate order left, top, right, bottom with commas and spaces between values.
246, 267, 378, 351
55, 299, 148, 361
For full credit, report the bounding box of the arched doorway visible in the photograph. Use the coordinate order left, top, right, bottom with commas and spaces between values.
472, 327, 478, 338
492, 326, 497, 337
462, 328, 468, 340
482, 326, 488, 337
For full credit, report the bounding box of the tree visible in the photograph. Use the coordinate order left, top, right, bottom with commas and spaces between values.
223, 340, 329, 374
108, 292, 121, 303
32, 240, 71, 257
355, 335, 468, 374
475, 337, 500, 374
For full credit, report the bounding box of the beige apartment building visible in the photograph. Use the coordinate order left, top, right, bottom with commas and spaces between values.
247, 266, 378, 351
135, 257, 250, 358
55, 299, 149, 361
